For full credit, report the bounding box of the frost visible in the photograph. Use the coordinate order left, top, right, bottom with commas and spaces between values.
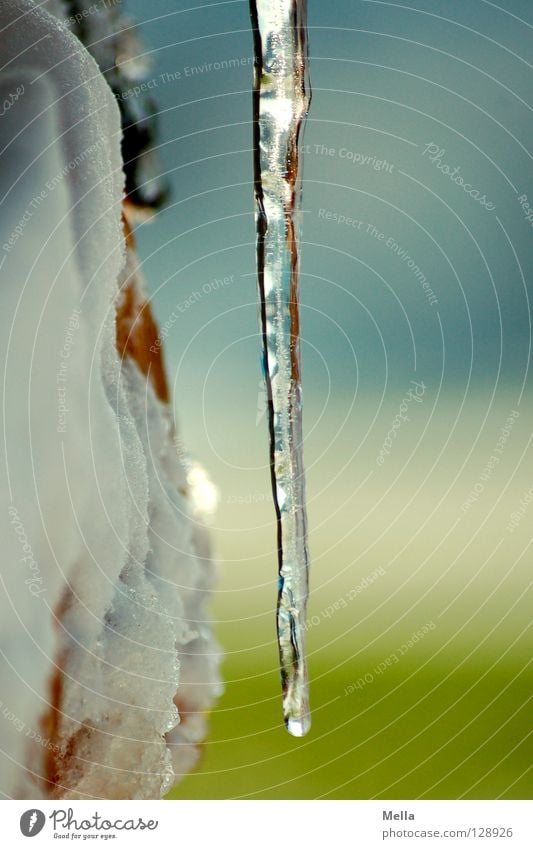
0, 0, 220, 798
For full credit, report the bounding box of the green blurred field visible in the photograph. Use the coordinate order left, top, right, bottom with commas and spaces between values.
163, 393, 532, 800
172, 637, 530, 799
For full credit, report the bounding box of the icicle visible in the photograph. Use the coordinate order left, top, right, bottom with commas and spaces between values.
249, 0, 312, 736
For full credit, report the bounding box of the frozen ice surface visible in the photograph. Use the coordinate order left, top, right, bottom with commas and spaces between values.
251, 0, 312, 735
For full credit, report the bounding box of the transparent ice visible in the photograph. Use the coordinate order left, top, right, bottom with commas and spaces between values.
250, 0, 312, 736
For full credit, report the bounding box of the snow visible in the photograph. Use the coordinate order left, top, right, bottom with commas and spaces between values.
0, 0, 220, 798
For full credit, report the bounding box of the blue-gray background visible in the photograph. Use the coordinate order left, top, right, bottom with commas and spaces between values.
126, 0, 532, 799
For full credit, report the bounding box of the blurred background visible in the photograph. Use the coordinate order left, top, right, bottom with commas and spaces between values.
125, 0, 532, 799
